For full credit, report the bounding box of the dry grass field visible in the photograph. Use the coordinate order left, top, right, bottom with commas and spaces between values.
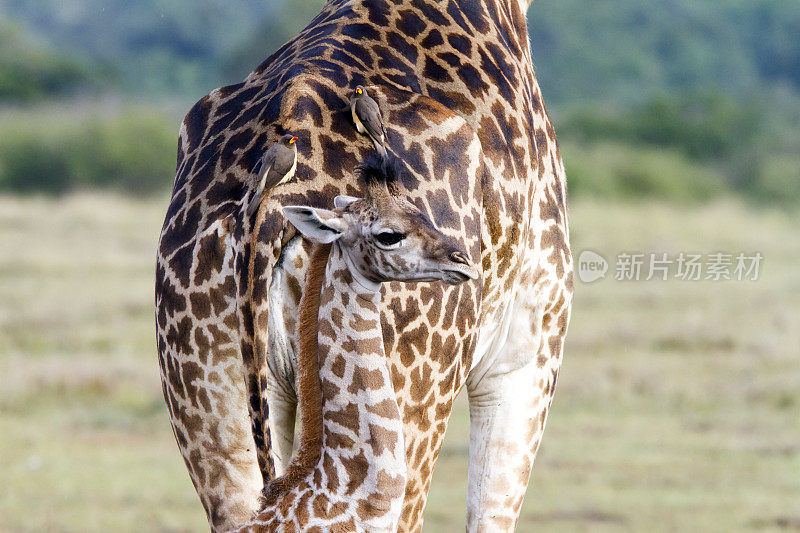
1, 194, 798, 532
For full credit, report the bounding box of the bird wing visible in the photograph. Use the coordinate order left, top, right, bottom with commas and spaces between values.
254, 146, 280, 185
261, 145, 279, 169
258, 163, 273, 189
356, 98, 386, 142
272, 146, 296, 175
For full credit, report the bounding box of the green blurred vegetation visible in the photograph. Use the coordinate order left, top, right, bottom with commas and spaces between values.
0, 108, 176, 196
0, 0, 797, 202
559, 90, 800, 204
0, 0, 274, 95
0, 20, 100, 102
529, 0, 800, 105
527, 0, 800, 205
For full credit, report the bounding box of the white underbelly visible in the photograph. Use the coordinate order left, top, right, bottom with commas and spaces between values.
469, 287, 517, 375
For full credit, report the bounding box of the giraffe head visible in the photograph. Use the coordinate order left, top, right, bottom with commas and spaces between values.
283, 157, 478, 288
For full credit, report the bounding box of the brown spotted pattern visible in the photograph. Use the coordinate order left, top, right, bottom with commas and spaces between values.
155, 0, 572, 531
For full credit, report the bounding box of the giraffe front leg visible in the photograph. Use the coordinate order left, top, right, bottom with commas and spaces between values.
264, 234, 305, 474
158, 331, 264, 532
465, 282, 571, 531
265, 362, 297, 475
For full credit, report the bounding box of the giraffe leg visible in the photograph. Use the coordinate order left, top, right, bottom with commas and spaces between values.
265, 362, 297, 475
264, 234, 305, 474
157, 221, 265, 532
465, 279, 571, 531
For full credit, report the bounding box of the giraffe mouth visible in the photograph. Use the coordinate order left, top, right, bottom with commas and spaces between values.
440, 250, 479, 285
441, 264, 479, 285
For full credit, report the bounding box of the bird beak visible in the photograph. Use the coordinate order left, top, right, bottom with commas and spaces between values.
289, 137, 297, 144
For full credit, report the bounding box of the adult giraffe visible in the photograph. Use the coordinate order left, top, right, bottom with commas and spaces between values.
155, 0, 573, 531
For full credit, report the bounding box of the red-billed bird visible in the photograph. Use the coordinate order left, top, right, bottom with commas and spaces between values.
350, 85, 387, 158
246, 134, 298, 217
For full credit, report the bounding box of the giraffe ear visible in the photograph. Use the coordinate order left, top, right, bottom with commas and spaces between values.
333, 195, 359, 209
282, 206, 347, 244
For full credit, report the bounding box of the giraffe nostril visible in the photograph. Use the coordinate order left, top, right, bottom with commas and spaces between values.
449, 251, 469, 265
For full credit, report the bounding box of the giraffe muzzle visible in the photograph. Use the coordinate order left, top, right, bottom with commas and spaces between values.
442, 250, 479, 284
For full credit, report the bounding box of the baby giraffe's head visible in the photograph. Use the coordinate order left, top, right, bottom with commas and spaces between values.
283, 158, 478, 288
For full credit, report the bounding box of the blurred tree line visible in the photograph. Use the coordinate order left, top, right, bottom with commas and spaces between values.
0, 21, 101, 102
0, 0, 797, 203
530, 0, 800, 204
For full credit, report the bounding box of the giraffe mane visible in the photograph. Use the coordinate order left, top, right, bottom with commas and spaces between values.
357, 154, 402, 196
261, 242, 331, 505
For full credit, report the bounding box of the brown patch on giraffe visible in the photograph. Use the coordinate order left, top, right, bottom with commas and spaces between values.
396, 323, 428, 367
325, 429, 356, 450
295, 491, 312, 528
346, 365, 386, 394
365, 398, 400, 419
324, 402, 360, 432
340, 449, 369, 495
286, 273, 303, 306
320, 377, 342, 404
356, 494, 393, 520
189, 292, 211, 320
193, 328, 210, 359
369, 423, 400, 456
341, 336, 382, 357
318, 316, 337, 342
348, 314, 378, 332
329, 307, 344, 330
311, 494, 331, 519
322, 453, 340, 492
402, 402, 432, 433
330, 353, 347, 379
276, 489, 297, 516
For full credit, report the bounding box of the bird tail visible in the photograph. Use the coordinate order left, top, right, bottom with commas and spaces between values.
246, 189, 264, 218
373, 138, 388, 160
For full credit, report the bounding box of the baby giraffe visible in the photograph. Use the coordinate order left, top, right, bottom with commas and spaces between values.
234, 158, 478, 532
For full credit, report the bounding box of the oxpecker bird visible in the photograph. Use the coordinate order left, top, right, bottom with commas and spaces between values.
246, 134, 298, 217
350, 85, 388, 158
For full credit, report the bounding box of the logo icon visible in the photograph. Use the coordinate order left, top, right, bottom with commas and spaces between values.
577, 250, 608, 283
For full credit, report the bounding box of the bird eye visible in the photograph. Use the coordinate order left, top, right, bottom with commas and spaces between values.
375, 231, 405, 247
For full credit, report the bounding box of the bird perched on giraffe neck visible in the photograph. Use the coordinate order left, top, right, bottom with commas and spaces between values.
246, 134, 298, 217
350, 85, 388, 159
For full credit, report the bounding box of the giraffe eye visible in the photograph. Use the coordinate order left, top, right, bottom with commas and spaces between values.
375, 231, 405, 247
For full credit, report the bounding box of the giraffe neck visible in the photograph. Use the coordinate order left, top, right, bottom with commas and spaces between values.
316, 242, 407, 524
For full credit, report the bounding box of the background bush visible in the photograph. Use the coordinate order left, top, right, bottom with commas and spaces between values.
0, 109, 176, 196
0, 20, 101, 103
563, 141, 726, 202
